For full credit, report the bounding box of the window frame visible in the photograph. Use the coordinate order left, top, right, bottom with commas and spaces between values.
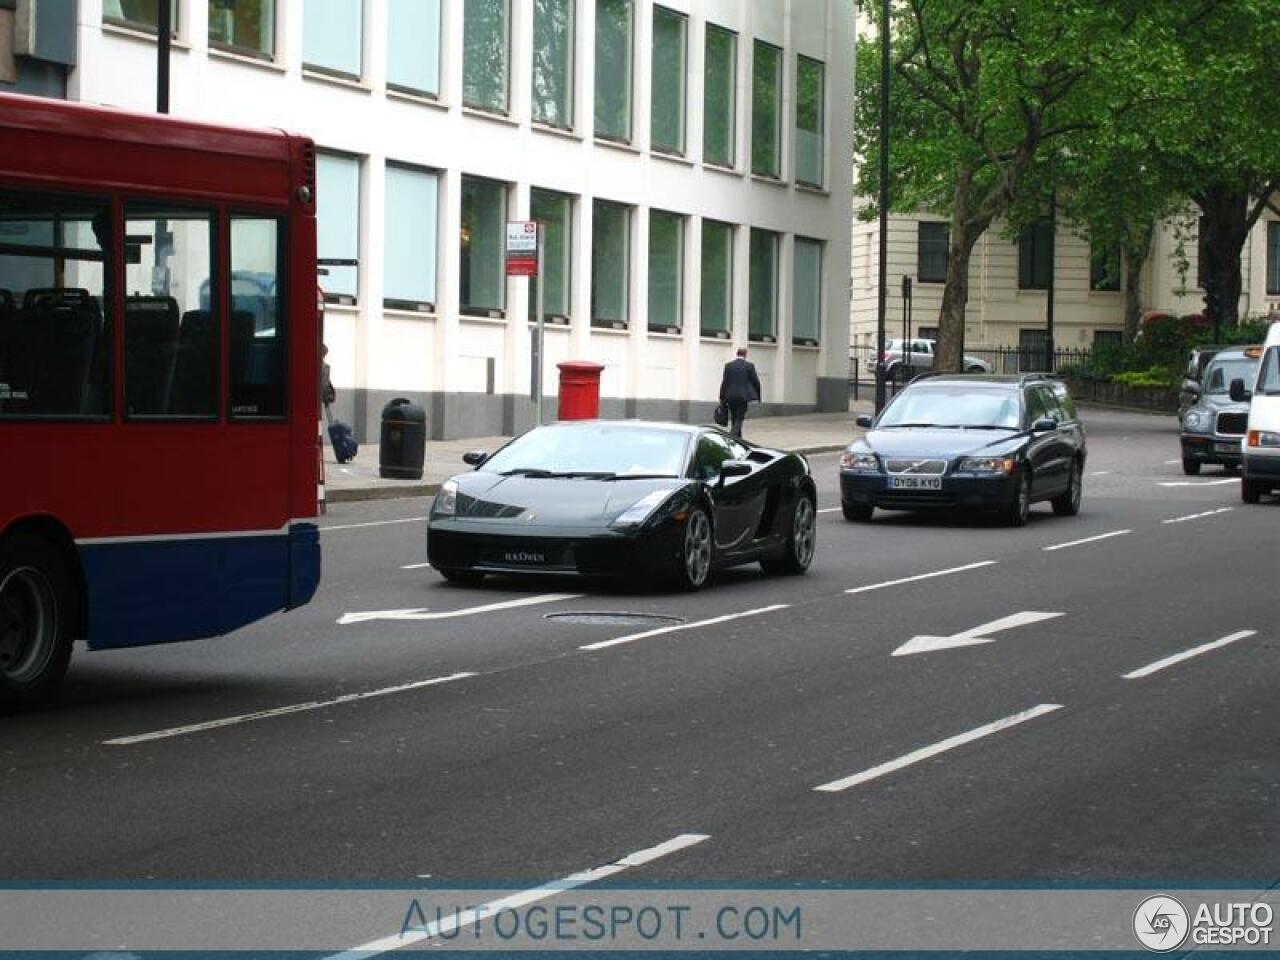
792, 235, 822, 347
528, 187, 573, 323
227, 209, 290, 423
647, 209, 684, 333
593, 0, 635, 144
1267, 221, 1280, 296
382, 162, 440, 313
917, 221, 948, 284
748, 227, 779, 342
315, 151, 361, 306
1089, 240, 1122, 292
302, 0, 365, 81
590, 199, 631, 329
531, 0, 576, 130
208, 0, 277, 61
650, 5, 688, 157
699, 218, 734, 339
1017, 219, 1054, 291
459, 174, 509, 318
750, 39, 783, 179
462, 0, 512, 115
794, 54, 825, 187
386, 0, 443, 99
103, 0, 178, 36
702, 24, 737, 170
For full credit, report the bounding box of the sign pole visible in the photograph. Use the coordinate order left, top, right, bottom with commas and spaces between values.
535, 225, 545, 426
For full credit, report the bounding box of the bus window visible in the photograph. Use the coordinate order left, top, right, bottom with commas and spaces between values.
0, 191, 111, 418
124, 205, 217, 418
229, 216, 286, 419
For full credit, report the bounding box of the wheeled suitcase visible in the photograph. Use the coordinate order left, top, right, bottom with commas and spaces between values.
323, 403, 358, 464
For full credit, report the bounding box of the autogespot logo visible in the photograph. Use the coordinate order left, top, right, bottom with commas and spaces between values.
1133, 895, 1190, 952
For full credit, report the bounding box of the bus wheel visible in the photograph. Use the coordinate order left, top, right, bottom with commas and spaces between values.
0, 535, 74, 711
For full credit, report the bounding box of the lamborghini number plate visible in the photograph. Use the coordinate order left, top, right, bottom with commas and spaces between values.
888, 476, 942, 490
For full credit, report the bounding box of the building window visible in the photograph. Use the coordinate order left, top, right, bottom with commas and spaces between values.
1017, 218, 1054, 290
304, 0, 363, 78
209, 0, 274, 57
751, 41, 782, 178
387, 0, 441, 97
1267, 221, 1280, 296
650, 6, 687, 155
1090, 241, 1121, 292
460, 176, 507, 316
591, 200, 630, 327
749, 228, 778, 340
125, 205, 217, 419
1093, 329, 1123, 347
917, 221, 948, 284
463, 0, 510, 113
648, 210, 683, 332
793, 237, 822, 345
1196, 215, 1208, 289
529, 189, 572, 321
795, 56, 824, 187
384, 164, 439, 311
594, 0, 633, 142
103, 0, 177, 34
918, 326, 939, 341
229, 216, 286, 419
316, 153, 360, 303
532, 0, 574, 129
0, 191, 113, 420
1019, 328, 1049, 371
700, 219, 733, 337
702, 25, 736, 168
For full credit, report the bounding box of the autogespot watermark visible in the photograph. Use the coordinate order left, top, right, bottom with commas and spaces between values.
1134, 894, 1274, 951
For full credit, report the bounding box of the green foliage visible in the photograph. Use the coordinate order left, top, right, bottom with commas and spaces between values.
1113, 367, 1179, 389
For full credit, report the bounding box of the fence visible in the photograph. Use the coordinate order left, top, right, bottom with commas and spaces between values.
847, 344, 1094, 401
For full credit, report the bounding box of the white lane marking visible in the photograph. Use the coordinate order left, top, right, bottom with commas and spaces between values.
580, 605, 790, 651
814, 703, 1064, 793
327, 833, 711, 958
893, 611, 1065, 657
1162, 507, 1234, 525
401, 561, 433, 569
320, 517, 422, 532
1164, 459, 1180, 465
1090, 470, 1112, 476
1042, 529, 1131, 552
1158, 478, 1237, 488
1123, 630, 1257, 680
845, 561, 997, 595
817, 506, 842, 514
104, 672, 476, 746
338, 593, 581, 625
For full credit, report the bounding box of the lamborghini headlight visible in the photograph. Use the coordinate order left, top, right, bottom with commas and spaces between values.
434, 479, 459, 516
612, 490, 672, 527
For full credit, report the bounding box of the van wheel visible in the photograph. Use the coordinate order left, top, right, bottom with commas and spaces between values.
1182, 458, 1201, 476
0, 534, 74, 712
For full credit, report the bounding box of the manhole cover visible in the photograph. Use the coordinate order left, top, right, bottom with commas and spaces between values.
545, 611, 686, 627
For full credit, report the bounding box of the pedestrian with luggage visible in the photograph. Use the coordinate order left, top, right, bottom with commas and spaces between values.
321, 344, 358, 463
719, 347, 762, 439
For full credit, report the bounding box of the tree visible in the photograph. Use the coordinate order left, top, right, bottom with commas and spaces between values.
854, 0, 1119, 371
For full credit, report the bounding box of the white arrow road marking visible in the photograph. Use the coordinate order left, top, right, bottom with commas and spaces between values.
814, 703, 1064, 792
1158, 478, 1237, 487
1042, 529, 1131, 552
325, 833, 711, 958
338, 593, 581, 624
581, 605, 790, 651
845, 561, 997, 595
1123, 630, 1257, 680
104, 672, 476, 745
892, 611, 1065, 657
1162, 507, 1233, 524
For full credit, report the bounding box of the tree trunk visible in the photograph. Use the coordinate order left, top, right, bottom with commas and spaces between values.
1122, 221, 1155, 343
935, 219, 989, 372
1197, 186, 1251, 329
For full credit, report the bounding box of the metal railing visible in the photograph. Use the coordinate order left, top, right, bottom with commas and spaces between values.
847, 344, 1095, 401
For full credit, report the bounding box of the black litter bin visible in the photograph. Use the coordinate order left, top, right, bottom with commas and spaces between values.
379, 397, 426, 479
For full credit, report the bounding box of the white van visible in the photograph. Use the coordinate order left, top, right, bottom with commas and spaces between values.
1236, 322, 1280, 503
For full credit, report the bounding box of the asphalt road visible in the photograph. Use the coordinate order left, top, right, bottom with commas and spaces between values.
2, 407, 1278, 890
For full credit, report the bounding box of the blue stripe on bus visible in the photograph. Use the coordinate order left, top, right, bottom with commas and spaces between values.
79, 522, 321, 651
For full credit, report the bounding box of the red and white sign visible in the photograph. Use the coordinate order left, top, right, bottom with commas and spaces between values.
505, 221, 539, 277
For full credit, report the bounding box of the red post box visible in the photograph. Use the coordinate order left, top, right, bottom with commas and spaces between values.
556, 361, 605, 420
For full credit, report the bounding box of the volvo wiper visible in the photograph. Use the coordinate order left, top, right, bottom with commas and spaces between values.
499, 467, 557, 478
601, 473, 678, 481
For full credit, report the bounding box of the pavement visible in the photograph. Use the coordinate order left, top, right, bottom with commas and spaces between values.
324, 400, 875, 502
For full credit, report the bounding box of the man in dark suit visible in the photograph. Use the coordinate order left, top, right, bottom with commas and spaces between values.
719, 347, 762, 438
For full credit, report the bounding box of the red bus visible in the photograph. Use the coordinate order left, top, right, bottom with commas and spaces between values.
0, 93, 321, 708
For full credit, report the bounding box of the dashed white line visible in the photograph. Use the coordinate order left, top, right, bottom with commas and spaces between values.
1162, 507, 1234, 525
817, 506, 842, 514
1164, 459, 1180, 465
1042, 529, 1131, 552
104, 672, 477, 746
1158, 478, 1237, 488
400, 561, 433, 569
1123, 630, 1257, 680
326, 833, 711, 958
339, 593, 583, 625
320, 517, 422, 532
1090, 470, 1112, 476
844, 561, 997, 595
814, 703, 1064, 792
580, 605, 790, 651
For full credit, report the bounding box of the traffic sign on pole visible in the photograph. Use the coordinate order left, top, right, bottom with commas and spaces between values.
506, 221, 539, 277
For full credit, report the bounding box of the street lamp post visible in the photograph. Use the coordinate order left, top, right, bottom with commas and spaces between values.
157, 0, 171, 113
1046, 188, 1056, 372
874, 0, 891, 413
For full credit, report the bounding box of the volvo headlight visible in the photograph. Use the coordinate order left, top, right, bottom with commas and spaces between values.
1248, 430, 1280, 448
1183, 410, 1208, 431
434, 479, 459, 516
956, 456, 1015, 475
840, 451, 880, 473
612, 489, 672, 527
